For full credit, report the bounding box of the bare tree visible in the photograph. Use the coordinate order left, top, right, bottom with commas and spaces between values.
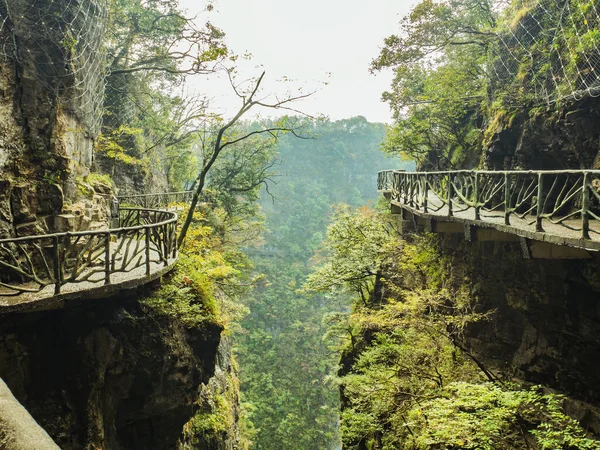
177, 70, 312, 247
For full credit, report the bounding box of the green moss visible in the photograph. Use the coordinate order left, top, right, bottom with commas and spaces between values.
190, 393, 233, 434
182, 371, 249, 448
482, 109, 506, 148
85, 172, 114, 189
76, 179, 93, 199
140, 254, 219, 327
509, 5, 532, 31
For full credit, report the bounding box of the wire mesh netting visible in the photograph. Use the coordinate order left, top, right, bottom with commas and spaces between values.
0, 0, 599, 134
491, 0, 600, 104
0, 0, 108, 136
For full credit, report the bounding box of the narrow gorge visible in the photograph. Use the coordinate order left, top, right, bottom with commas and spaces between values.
1, 0, 600, 449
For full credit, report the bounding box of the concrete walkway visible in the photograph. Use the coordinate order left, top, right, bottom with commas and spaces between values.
0, 238, 177, 314
390, 191, 600, 251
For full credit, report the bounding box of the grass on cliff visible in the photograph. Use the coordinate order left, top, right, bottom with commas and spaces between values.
141, 208, 250, 329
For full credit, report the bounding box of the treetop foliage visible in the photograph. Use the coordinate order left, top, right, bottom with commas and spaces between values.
235, 118, 407, 449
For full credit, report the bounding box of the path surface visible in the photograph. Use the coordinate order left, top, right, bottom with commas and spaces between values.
0, 200, 184, 314
0, 239, 177, 314
389, 191, 600, 251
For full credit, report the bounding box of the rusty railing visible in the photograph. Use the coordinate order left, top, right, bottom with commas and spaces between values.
379, 169, 600, 240
0, 207, 178, 298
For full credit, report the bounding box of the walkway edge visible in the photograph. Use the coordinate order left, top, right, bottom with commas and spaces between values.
0, 259, 177, 315
394, 201, 600, 251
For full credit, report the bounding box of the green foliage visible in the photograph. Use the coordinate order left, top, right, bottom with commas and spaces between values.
373, 0, 494, 169
236, 117, 408, 449
140, 253, 219, 327
95, 125, 144, 166
141, 207, 252, 329
375, 0, 600, 168
491, 0, 600, 105
182, 370, 251, 450
190, 393, 232, 434
202, 121, 280, 233
304, 205, 399, 305
308, 208, 599, 449
405, 383, 600, 450
98, 0, 227, 190
85, 172, 114, 188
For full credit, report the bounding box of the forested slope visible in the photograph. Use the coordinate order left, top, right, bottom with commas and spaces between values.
236, 117, 411, 449
301, 1, 600, 448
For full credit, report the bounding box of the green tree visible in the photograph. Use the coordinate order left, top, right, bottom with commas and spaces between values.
373, 0, 497, 168
97, 0, 227, 189
236, 118, 409, 449
176, 71, 311, 247
306, 207, 599, 449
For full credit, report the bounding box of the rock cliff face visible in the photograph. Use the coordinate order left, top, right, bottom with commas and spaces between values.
475, 95, 600, 421
0, 286, 242, 449
436, 236, 600, 432
0, 4, 242, 449
0, 0, 109, 238
484, 96, 600, 170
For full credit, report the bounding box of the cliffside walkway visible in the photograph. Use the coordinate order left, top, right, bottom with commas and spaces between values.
0, 191, 194, 313
379, 170, 600, 254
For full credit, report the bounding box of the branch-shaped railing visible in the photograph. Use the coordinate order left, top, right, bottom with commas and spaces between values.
0, 207, 178, 298
117, 191, 194, 208
378, 170, 600, 241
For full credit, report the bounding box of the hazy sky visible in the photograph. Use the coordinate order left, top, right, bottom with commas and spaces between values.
179, 0, 419, 123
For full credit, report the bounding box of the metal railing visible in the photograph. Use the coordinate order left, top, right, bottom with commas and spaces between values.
377, 170, 396, 192
379, 169, 600, 240
0, 207, 178, 298
117, 191, 194, 209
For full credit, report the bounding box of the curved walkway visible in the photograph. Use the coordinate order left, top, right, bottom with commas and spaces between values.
0, 193, 191, 313
379, 170, 600, 251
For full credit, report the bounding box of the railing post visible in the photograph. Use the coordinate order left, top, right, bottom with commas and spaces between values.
536, 172, 545, 232
474, 172, 480, 221
422, 175, 429, 213
504, 173, 511, 225
104, 233, 111, 285
447, 174, 454, 217
409, 174, 415, 207
172, 223, 178, 259
53, 235, 61, 295
398, 172, 404, 203
163, 225, 169, 267
582, 172, 591, 240
145, 227, 151, 276
111, 233, 117, 272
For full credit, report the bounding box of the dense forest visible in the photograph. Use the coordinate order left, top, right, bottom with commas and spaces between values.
235, 117, 408, 448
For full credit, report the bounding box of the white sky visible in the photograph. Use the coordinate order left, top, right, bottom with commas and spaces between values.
179, 0, 419, 123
